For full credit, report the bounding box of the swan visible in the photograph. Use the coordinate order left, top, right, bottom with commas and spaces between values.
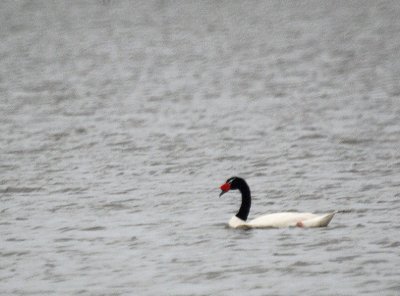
219, 177, 335, 229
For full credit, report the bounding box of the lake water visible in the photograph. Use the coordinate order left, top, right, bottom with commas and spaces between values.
1, 1, 400, 295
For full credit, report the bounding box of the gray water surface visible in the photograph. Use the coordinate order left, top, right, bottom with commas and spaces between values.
1, 1, 400, 295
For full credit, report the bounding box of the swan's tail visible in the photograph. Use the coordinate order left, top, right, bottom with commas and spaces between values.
302, 212, 335, 228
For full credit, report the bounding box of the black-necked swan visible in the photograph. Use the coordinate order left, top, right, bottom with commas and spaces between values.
219, 177, 335, 229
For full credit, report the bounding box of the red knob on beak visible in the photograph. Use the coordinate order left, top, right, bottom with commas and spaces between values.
220, 183, 231, 192
219, 183, 231, 197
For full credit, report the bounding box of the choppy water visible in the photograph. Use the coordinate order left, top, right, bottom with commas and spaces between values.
1, 1, 400, 295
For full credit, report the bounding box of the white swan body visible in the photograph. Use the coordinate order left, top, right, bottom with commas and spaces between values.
220, 177, 335, 229
229, 212, 335, 229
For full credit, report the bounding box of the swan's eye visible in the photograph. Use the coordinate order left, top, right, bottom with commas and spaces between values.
227, 178, 236, 184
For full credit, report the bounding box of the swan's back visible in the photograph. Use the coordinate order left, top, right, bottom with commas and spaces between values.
247, 212, 334, 228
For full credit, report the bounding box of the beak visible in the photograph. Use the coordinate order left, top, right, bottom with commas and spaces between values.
219, 183, 231, 197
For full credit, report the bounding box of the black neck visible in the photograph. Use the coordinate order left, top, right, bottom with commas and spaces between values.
235, 179, 251, 221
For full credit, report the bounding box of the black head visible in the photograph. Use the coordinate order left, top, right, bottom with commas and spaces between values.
218, 176, 251, 221
219, 176, 244, 197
